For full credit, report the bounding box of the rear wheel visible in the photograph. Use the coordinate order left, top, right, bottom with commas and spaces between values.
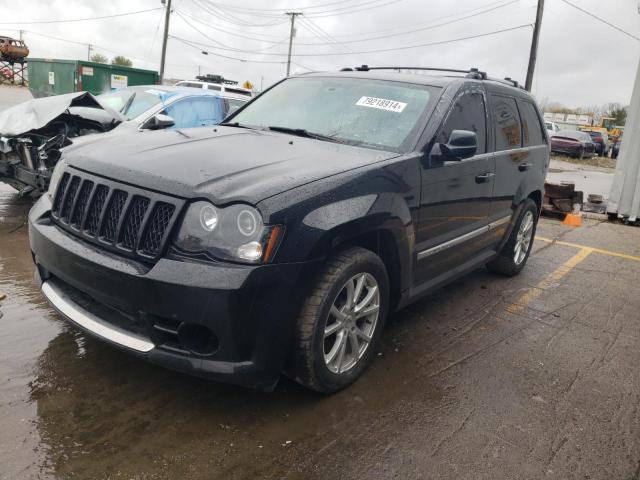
287, 247, 389, 393
487, 199, 538, 276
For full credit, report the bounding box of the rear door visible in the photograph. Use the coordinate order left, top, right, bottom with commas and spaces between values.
413, 85, 495, 289
490, 94, 547, 224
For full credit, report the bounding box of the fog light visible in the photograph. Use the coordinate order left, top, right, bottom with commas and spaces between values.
177, 323, 219, 356
237, 241, 262, 261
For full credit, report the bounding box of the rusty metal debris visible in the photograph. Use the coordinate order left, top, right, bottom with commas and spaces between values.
542, 181, 584, 219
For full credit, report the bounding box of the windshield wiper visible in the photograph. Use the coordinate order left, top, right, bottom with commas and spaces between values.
219, 121, 252, 129
267, 126, 344, 144
121, 92, 136, 116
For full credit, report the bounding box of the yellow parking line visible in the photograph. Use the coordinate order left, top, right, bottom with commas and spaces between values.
536, 236, 640, 262
507, 248, 592, 314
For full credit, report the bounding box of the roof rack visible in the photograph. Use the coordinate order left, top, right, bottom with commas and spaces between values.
340, 65, 487, 80
195, 74, 239, 86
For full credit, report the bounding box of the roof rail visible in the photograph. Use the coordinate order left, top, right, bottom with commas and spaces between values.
340, 65, 487, 79
485, 76, 525, 90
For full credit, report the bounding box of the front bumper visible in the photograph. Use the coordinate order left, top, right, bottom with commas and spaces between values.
29, 196, 315, 390
550, 146, 580, 156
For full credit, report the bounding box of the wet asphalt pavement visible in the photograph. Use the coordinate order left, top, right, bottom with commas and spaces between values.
2, 186, 640, 479
1, 86, 640, 479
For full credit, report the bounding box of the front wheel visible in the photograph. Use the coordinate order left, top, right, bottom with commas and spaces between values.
287, 247, 389, 393
487, 199, 539, 276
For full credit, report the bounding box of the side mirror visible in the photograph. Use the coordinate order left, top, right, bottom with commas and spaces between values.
431, 130, 478, 161
141, 113, 175, 130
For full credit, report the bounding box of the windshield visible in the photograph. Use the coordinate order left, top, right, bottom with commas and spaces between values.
97, 88, 167, 120
229, 76, 439, 151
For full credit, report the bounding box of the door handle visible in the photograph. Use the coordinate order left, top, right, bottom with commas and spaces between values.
518, 162, 532, 172
475, 172, 495, 183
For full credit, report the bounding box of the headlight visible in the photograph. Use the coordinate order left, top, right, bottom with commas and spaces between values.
47, 158, 67, 200
173, 201, 283, 264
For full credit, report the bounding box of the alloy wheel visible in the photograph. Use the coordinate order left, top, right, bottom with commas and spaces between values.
514, 211, 534, 265
323, 272, 380, 374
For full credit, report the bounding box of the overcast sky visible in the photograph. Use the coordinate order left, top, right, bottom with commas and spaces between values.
2, 0, 639, 107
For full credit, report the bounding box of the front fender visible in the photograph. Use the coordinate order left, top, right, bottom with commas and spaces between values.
257, 155, 421, 294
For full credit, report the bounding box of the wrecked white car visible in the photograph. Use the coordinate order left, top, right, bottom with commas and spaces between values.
0, 86, 245, 196
0, 92, 121, 195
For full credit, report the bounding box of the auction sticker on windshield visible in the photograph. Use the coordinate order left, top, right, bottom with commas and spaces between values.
356, 96, 407, 113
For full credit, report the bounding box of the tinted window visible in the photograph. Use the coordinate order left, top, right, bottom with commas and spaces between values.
179, 82, 203, 89
225, 87, 252, 96
207, 85, 222, 91
491, 96, 522, 150
519, 101, 545, 146
437, 92, 486, 154
163, 97, 223, 128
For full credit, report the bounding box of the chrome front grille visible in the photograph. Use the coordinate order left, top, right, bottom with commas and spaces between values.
51, 169, 183, 262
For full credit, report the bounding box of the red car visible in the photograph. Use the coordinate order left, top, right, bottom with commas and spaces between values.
550, 130, 595, 159
0, 67, 14, 80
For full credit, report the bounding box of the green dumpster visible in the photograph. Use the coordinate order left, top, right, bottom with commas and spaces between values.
27, 58, 159, 98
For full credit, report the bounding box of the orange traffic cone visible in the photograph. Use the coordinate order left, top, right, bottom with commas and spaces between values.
562, 212, 582, 227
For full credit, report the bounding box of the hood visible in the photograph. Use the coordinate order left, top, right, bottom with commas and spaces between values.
0, 91, 121, 137
62, 126, 397, 205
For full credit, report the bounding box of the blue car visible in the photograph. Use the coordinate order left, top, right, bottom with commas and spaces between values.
96, 85, 248, 130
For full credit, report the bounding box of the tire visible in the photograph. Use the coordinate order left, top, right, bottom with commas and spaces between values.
286, 247, 390, 393
487, 199, 538, 276
577, 148, 584, 160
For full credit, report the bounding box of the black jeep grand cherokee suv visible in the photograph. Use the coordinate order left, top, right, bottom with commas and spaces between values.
29, 68, 549, 393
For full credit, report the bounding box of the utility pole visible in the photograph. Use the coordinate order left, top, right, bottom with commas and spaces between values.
159, 0, 172, 84
87, 44, 92, 61
18, 29, 23, 41
525, 0, 545, 92
285, 12, 302, 77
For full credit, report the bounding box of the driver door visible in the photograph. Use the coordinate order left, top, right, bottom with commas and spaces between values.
413, 87, 495, 291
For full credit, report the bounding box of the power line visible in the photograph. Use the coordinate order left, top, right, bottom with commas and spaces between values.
304, 0, 403, 18
171, 35, 287, 64
175, 8, 288, 44
198, 0, 402, 20
558, 0, 640, 42
176, 0, 520, 49
192, 0, 289, 27
0, 7, 163, 25
181, 0, 516, 42
299, 0, 519, 44
173, 24, 533, 57
298, 17, 349, 53
175, 9, 289, 53
201, 0, 364, 13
